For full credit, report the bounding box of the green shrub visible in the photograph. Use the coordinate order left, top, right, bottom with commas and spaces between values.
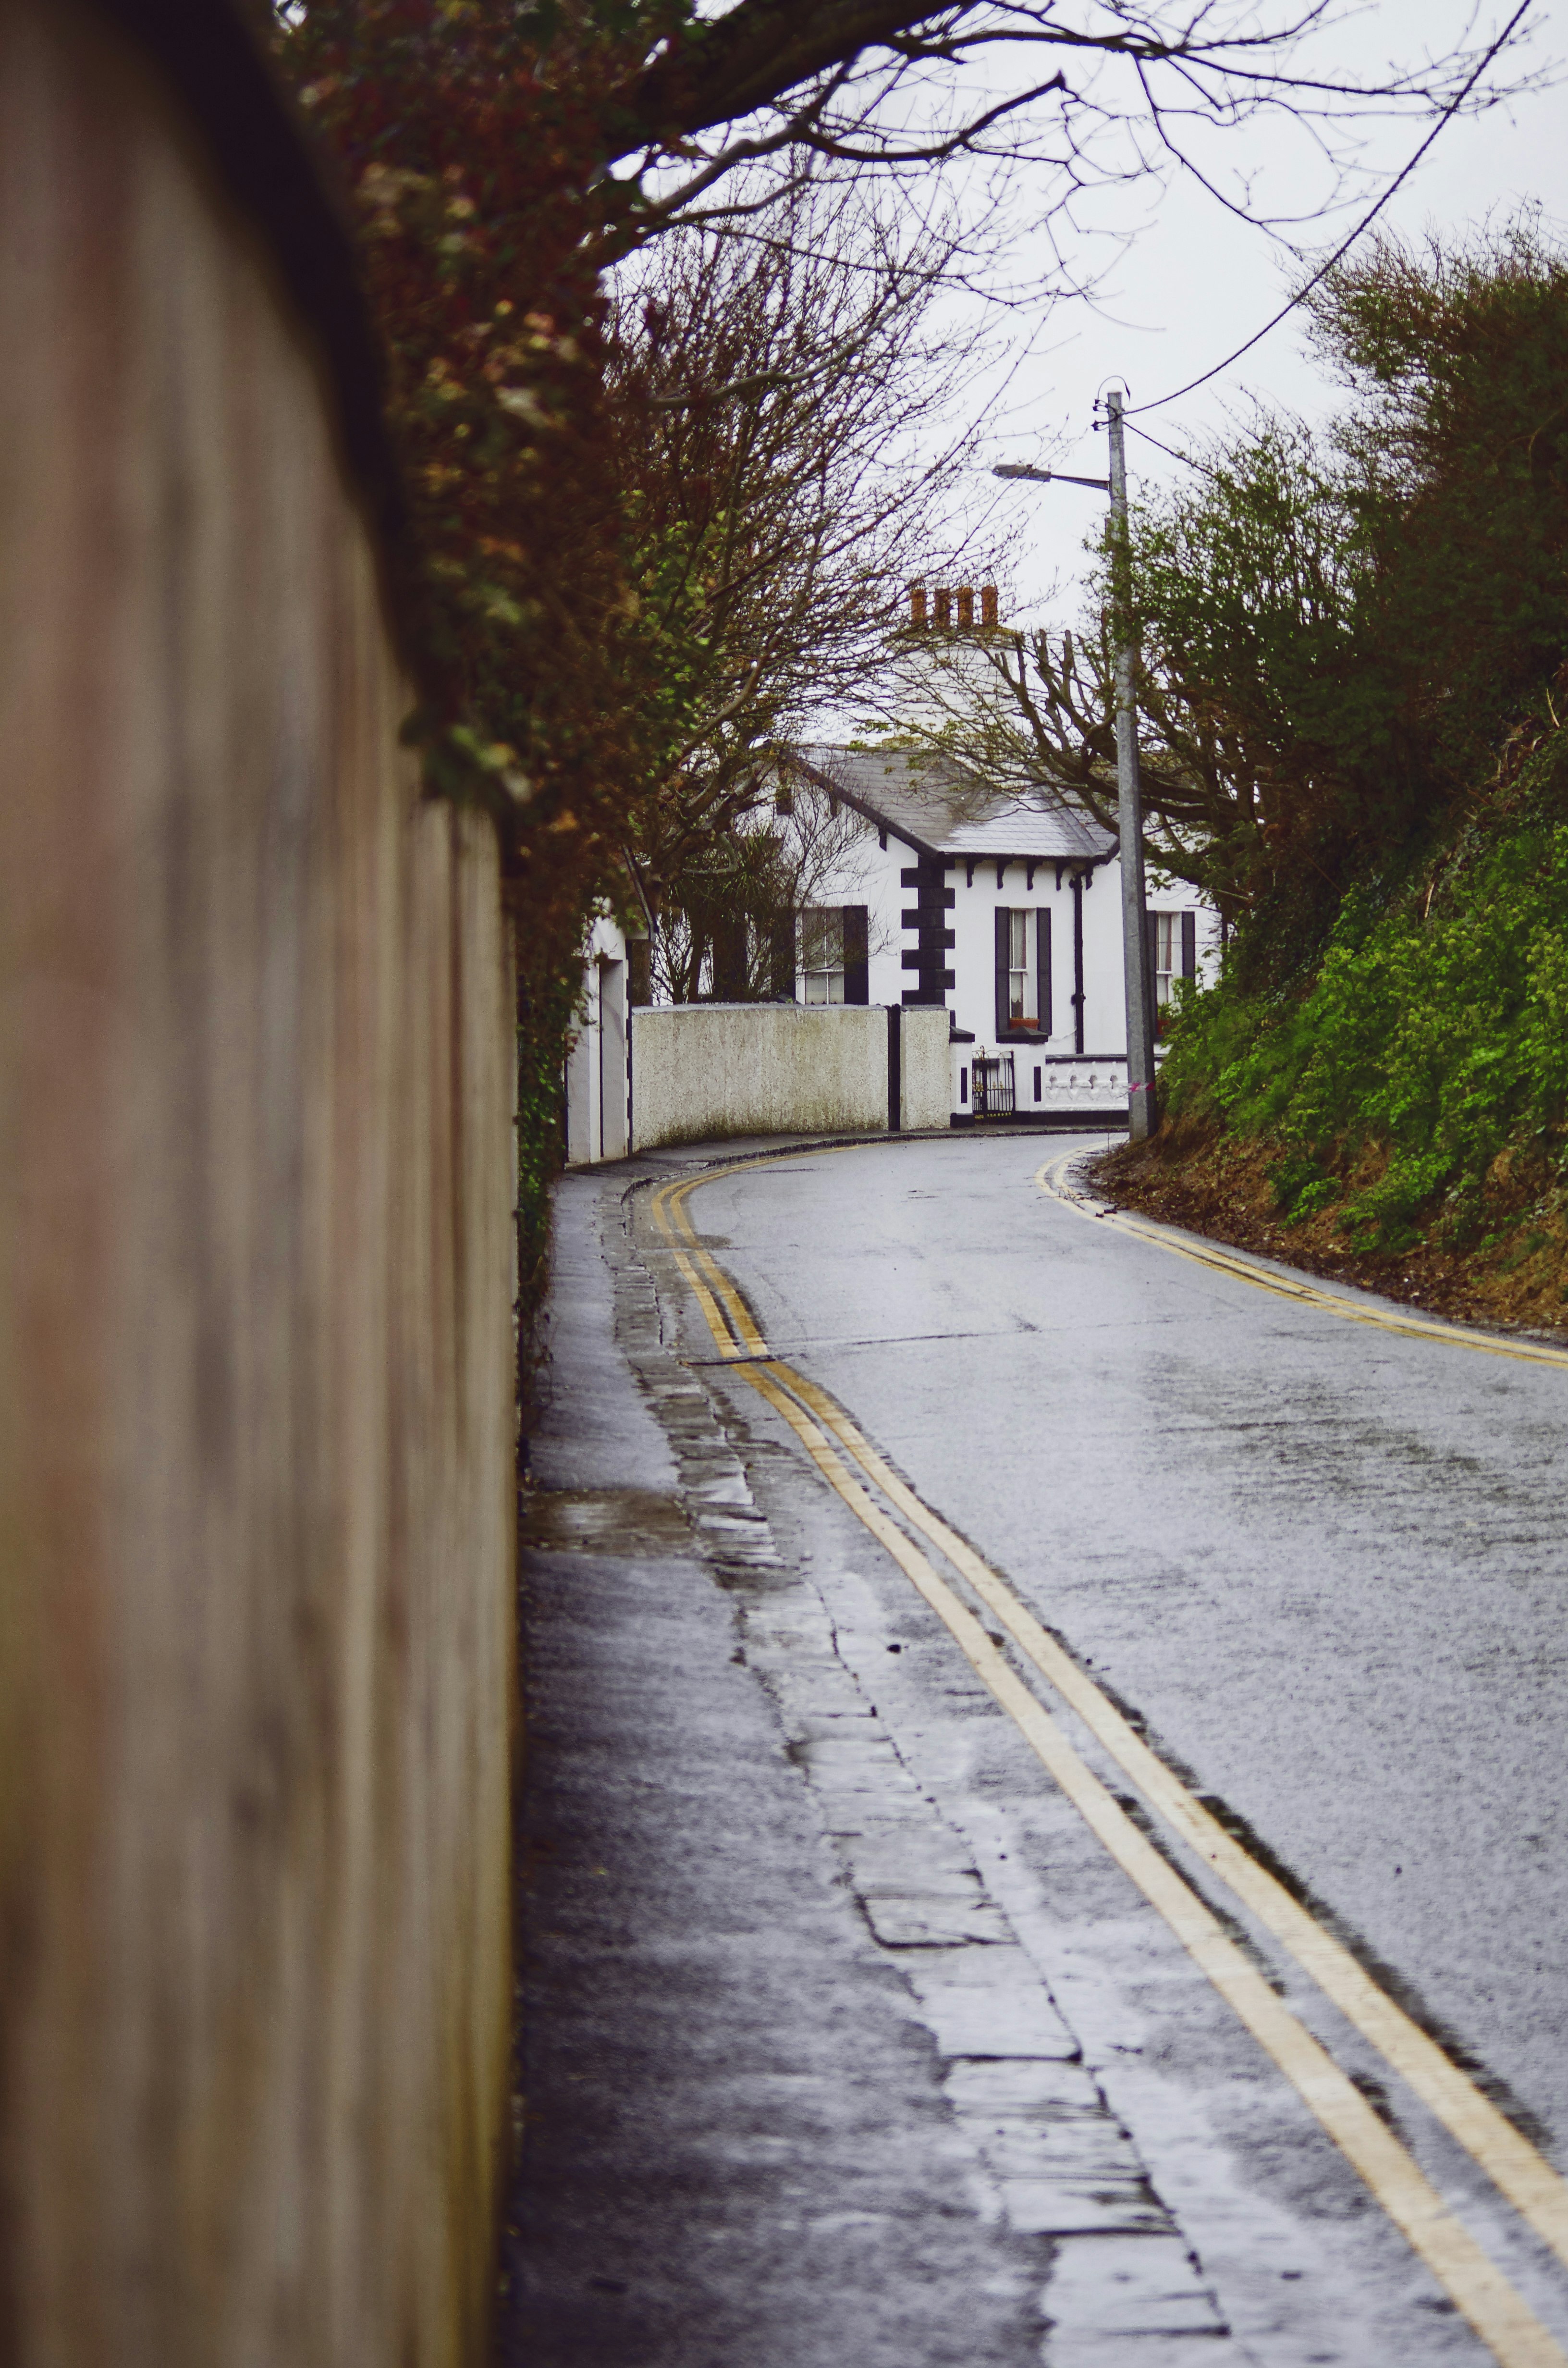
1160, 797, 1568, 1248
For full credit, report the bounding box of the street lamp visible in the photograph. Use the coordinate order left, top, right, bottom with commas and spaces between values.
992, 387, 1157, 1140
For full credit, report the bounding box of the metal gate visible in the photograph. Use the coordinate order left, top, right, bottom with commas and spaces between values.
972, 1051, 1015, 1119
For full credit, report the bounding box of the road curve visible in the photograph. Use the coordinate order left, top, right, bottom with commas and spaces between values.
642, 1127, 1568, 2368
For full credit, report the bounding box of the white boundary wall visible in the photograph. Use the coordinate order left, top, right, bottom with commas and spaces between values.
564, 911, 630, 1165
899, 1007, 952, 1134
628, 1004, 950, 1151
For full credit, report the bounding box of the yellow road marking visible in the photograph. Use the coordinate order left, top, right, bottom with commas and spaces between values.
775, 1367, 1568, 2280
736, 1351, 1568, 2368
643, 1149, 1568, 2362
1036, 1148, 1568, 1373
653, 1179, 763, 1356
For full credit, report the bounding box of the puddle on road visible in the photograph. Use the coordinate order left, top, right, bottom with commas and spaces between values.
520, 1488, 693, 1555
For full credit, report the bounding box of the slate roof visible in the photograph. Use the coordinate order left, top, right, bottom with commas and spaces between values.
790, 747, 1115, 863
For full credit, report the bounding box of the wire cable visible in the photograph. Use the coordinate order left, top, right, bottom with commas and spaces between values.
1123, 417, 1209, 471
1127, 0, 1535, 417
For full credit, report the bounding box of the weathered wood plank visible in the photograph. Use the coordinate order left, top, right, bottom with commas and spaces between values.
0, 7, 514, 2362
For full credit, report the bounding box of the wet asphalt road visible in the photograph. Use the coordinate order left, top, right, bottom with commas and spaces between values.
659, 1129, 1568, 2360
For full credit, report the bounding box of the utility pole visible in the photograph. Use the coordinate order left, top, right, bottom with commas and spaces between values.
994, 387, 1157, 1139
1104, 388, 1157, 1140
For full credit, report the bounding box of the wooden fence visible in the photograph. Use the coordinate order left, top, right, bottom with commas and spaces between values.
0, 5, 515, 2362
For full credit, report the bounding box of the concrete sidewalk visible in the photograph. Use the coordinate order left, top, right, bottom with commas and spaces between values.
493, 1151, 1225, 2367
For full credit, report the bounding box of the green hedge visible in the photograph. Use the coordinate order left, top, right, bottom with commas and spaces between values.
1162, 765, 1568, 1251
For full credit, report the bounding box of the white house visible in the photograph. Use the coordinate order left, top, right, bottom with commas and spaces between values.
561, 751, 1222, 1159
562, 901, 953, 1157
782, 748, 1219, 1122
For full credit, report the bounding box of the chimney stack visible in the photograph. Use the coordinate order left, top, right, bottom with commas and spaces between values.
908, 582, 928, 629
981, 584, 998, 629
956, 585, 974, 630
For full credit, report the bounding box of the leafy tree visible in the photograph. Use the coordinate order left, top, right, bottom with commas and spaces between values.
876, 415, 1373, 929
890, 225, 1568, 978
267, 0, 1536, 1313
1091, 228, 1568, 1261
274, 1, 652, 849
1320, 220, 1568, 802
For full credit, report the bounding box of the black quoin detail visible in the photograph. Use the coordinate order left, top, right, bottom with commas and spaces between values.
907, 857, 951, 1004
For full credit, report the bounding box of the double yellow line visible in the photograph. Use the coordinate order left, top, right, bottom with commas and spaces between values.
649, 1148, 1568, 2368
1037, 1147, 1568, 1373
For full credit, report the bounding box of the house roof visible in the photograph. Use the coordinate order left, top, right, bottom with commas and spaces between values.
790, 747, 1115, 864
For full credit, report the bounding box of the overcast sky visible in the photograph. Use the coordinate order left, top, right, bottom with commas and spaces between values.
965, 0, 1567, 624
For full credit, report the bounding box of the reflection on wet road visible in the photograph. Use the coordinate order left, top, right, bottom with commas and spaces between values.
646, 1131, 1568, 2368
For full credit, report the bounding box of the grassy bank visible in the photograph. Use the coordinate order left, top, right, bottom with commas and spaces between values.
1100, 732, 1568, 1339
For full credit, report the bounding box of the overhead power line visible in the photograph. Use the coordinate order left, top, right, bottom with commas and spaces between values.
1127, 0, 1535, 418
1122, 418, 1208, 472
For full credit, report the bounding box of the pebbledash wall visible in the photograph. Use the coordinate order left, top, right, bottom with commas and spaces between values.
0, 7, 514, 2367
629, 1003, 952, 1148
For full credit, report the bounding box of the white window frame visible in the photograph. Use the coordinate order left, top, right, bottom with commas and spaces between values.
1154, 911, 1180, 1009
798, 906, 846, 1004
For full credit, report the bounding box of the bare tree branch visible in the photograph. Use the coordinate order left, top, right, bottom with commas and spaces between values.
598, 0, 1545, 265
609, 181, 1011, 933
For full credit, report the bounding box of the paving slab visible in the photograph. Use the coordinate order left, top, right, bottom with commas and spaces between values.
495, 1158, 1245, 2367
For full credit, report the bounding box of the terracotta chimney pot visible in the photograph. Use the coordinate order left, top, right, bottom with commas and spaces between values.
981, 584, 998, 629
956, 585, 974, 629
909, 583, 928, 629
934, 587, 952, 629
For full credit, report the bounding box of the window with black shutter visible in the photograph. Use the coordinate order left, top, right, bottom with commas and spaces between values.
714, 916, 748, 1001
843, 905, 869, 1003
798, 907, 845, 1001
1153, 912, 1199, 1008
1151, 910, 1199, 1035
800, 906, 868, 1002
770, 912, 796, 999
1036, 908, 1052, 1039
994, 906, 1010, 1038
996, 907, 1045, 1036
